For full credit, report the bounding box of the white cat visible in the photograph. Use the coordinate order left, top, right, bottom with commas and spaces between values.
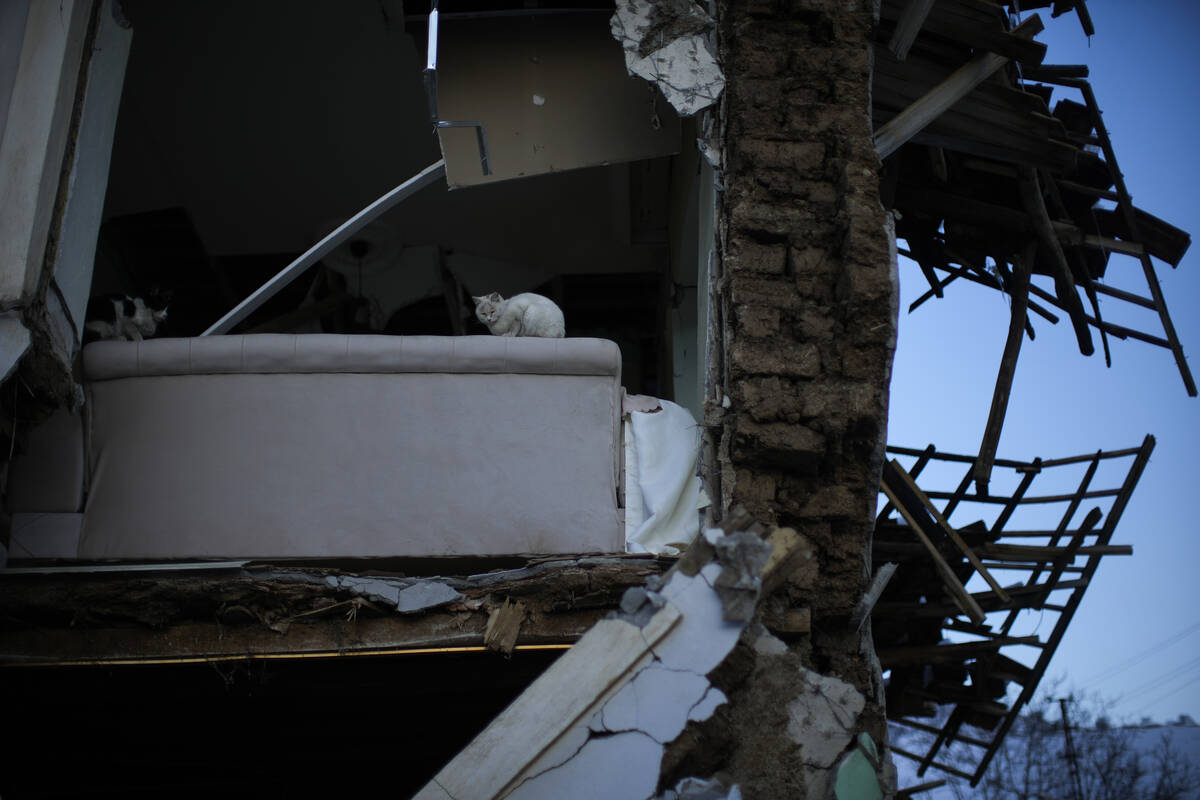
84, 295, 168, 342
472, 292, 565, 338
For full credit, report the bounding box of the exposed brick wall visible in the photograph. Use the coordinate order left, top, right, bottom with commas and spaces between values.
682, 0, 898, 795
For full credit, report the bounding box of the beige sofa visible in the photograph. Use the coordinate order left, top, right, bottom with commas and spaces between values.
6, 335, 625, 561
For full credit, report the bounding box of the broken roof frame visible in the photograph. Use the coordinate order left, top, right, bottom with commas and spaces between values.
874, 0, 1192, 496
875, 436, 1153, 785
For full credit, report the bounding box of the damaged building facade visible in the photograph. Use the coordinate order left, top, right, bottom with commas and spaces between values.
0, 0, 1189, 798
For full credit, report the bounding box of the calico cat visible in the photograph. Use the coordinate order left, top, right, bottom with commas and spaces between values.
472, 292, 565, 338
84, 294, 168, 342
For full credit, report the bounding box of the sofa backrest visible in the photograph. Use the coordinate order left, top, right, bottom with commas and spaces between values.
70, 335, 623, 560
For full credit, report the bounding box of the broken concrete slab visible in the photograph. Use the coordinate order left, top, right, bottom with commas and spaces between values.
610, 0, 724, 117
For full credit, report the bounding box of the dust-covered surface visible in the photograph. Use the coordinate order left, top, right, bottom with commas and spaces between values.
0, 554, 671, 663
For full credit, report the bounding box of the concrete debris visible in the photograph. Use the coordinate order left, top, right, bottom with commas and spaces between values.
711, 531, 773, 622
323, 575, 462, 614
610, 0, 724, 117
750, 626, 789, 656
655, 775, 743, 800
617, 584, 668, 627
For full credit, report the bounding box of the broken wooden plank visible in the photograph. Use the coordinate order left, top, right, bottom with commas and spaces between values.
973, 244, 1034, 496
1090, 206, 1191, 267
886, 461, 1011, 603
913, 0, 1046, 64
853, 562, 898, 631
414, 603, 682, 800
977, 542, 1131, 562
203, 159, 447, 335
1019, 167, 1093, 356
887, 0, 937, 61
880, 464, 987, 625
878, 635, 1041, 667
898, 780, 949, 798
483, 598, 526, 655
874, 16, 1043, 158
1088, 281, 1156, 310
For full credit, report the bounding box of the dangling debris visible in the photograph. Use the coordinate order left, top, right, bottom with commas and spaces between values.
610, 0, 724, 117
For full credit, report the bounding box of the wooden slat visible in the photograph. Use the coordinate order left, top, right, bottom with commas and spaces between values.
1090, 207, 1191, 268
973, 245, 1034, 495
880, 463, 988, 624
1019, 167, 1093, 355
972, 436, 1155, 784
874, 16, 1042, 158
415, 603, 682, 800
1089, 281, 1156, 310
887, 0, 937, 61
879, 636, 1041, 667
977, 542, 1131, 561
886, 461, 1012, 603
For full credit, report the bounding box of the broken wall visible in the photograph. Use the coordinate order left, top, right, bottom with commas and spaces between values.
686, 0, 898, 795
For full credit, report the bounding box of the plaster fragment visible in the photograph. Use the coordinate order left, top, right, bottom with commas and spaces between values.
655, 562, 745, 675
394, 581, 462, 613
506, 731, 661, 800
655, 776, 743, 800
599, 663, 711, 743
711, 531, 772, 622
618, 585, 666, 627
325, 575, 462, 613
326, 575, 401, 606
687, 685, 727, 723
610, 0, 724, 117
786, 668, 867, 769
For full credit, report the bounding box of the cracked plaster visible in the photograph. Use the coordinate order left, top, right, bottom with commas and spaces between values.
786, 667, 867, 772
507, 731, 663, 800
504, 553, 746, 799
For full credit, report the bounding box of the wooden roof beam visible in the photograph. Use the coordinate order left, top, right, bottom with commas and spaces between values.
875, 15, 1042, 158
888, 0, 937, 61
974, 242, 1034, 495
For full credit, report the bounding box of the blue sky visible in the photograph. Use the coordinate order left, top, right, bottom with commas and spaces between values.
886, 3, 1200, 725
